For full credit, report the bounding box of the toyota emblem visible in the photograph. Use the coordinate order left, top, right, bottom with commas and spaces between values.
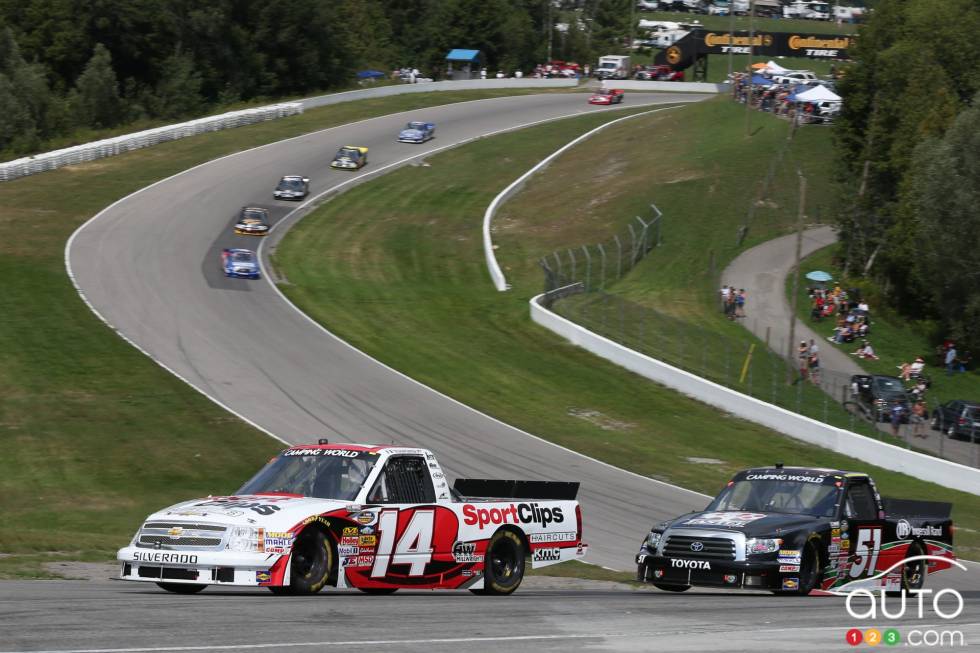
690, 541, 704, 552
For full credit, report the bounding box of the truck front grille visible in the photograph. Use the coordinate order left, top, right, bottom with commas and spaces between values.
664, 534, 736, 561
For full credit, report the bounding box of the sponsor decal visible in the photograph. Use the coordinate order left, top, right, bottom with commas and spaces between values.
840, 520, 849, 533
670, 559, 711, 570
340, 536, 359, 547
828, 544, 840, 554
357, 555, 375, 567
359, 526, 375, 535
462, 503, 564, 530
169, 508, 243, 518
132, 552, 199, 564
355, 511, 377, 526
284, 448, 360, 458
779, 549, 801, 558
342, 527, 359, 537
255, 570, 271, 583
895, 519, 942, 539
359, 535, 377, 547
782, 578, 799, 590
529, 532, 577, 544
744, 473, 825, 483
532, 547, 562, 563
342, 556, 357, 566
575, 543, 587, 557
831, 528, 841, 537
787, 35, 850, 51
338, 545, 358, 556
779, 565, 801, 572
452, 541, 484, 563
683, 512, 767, 528
462, 569, 483, 578
167, 526, 184, 537
432, 472, 444, 480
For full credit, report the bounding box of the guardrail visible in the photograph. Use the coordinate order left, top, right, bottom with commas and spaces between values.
0, 103, 303, 182
603, 80, 727, 93
530, 286, 980, 496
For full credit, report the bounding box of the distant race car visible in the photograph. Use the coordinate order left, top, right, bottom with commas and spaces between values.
273, 175, 309, 201
221, 248, 260, 279
398, 121, 436, 143
234, 206, 270, 236
588, 89, 625, 105
331, 146, 369, 170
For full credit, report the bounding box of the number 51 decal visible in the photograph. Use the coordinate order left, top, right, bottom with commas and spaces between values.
849, 527, 881, 578
371, 509, 434, 577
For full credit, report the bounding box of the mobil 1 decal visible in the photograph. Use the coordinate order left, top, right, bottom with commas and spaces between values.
345, 506, 472, 589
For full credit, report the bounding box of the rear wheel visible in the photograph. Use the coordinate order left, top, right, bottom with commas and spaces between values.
471, 529, 525, 596
652, 582, 690, 592
156, 582, 205, 594
285, 528, 333, 595
901, 543, 926, 593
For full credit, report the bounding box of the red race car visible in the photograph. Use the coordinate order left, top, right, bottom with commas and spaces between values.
588, 89, 625, 105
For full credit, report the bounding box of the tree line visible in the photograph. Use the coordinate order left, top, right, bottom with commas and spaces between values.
0, 0, 632, 159
834, 0, 980, 352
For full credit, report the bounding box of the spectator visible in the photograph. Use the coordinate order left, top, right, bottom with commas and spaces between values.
910, 356, 926, 378
945, 345, 957, 376
852, 340, 879, 360
808, 339, 821, 384
798, 341, 810, 381
720, 284, 730, 312
890, 403, 905, 439
910, 401, 928, 438
480, 67, 487, 80
735, 289, 746, 318
898, 361, 912, 382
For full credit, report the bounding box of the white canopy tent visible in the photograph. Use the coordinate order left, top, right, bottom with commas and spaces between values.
764, 60, 789, 74
795, 85, 842, 103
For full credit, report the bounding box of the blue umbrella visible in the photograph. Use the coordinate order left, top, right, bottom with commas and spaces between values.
806, 270, 833, 282
356, 70, 386, 79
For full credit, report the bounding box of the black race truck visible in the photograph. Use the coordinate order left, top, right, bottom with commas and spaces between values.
636, 465, 955, 595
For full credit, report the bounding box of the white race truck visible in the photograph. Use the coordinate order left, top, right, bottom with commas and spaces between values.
117, 442, 587, 596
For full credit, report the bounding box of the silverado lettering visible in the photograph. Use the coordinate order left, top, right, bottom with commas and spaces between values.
132, 552, 199, 564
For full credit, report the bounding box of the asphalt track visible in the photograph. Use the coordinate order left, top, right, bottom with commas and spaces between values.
41, 90, 980, 652
66, 92, 711, 571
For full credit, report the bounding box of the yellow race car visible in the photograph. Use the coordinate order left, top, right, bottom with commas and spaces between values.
330, 145, 368, 170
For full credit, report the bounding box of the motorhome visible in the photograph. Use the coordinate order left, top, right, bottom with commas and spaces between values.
783, 1, 832, 20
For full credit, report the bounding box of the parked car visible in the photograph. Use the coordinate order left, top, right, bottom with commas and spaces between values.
849, 374, 910, 422
931, 401, 980, 441
771, 71, 819, 85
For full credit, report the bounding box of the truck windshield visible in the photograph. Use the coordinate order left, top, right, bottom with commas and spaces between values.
707, 479, 840, 517
236, 451, 378, 501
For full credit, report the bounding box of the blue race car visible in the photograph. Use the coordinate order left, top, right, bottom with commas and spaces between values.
397, 121, 435, 143
221, 248, 260, 279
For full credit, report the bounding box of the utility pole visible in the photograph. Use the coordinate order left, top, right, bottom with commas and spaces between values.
629, 0, 636, 55
744, 0, 755, 137
726, 0, 736, 79
787, 169, 807, 384
547, 0, 553, 62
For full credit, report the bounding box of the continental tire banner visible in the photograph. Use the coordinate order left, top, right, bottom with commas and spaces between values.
697, 30, 852, 59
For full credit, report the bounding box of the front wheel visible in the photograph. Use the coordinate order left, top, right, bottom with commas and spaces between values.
286, 528, 334, 595
773, 541, 819, 596
474, 529, 525, 596
156, 582, 205, 594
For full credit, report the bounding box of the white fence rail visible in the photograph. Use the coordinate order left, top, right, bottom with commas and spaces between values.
531, 290, 980, 495
0, 103, 304, 182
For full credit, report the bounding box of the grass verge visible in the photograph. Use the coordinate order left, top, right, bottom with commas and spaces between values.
0, 86, 575, 578
273, 97, 980, 556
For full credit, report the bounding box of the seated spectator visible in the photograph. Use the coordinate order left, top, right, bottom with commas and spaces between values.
909, 356, 926, 378
852, 340, 879, 360
898, 362, 912, 382
856, 321, 869, 338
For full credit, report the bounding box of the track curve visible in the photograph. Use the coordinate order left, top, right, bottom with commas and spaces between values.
68, 92, 710, 571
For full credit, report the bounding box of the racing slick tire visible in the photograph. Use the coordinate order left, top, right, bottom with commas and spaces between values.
470, 529, 525, 596
652, 583, 690, 592
156, 582, 206, 594
772, 540, 819, 596
898, 542, 926, 594
357, 587, 398, 595
280, 527, 334, 595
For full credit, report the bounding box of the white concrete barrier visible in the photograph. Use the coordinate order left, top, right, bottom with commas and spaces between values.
302, 79, 579, 109
531, 291, 980, 495
0, 103, 303, 182
605, 80, 726, 93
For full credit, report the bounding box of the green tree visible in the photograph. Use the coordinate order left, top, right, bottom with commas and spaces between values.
152, 47, 204, 119
69, 42, 123, 129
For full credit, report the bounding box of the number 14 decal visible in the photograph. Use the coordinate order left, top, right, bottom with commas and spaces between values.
371, 509, 434, 577
849, 527, 881, 578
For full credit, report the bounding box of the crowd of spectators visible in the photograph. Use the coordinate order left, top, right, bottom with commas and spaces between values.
730, 71, 839, 125
719, 285, 746, 321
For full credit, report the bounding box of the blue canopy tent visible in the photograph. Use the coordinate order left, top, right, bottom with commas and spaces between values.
751, 74, 773, 86
445, 49, 484, 80
356, 70, 386, 79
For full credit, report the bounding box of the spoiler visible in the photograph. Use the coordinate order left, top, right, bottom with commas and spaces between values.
453, 479, 579, 501
883, 497, 952, 520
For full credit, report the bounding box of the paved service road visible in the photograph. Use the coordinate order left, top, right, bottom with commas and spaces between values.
68, 92, 711, 571
2, 574, 979, 653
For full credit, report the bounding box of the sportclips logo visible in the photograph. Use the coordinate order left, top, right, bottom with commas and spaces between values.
462, 503, 564, 529
836, 556, 968, 648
